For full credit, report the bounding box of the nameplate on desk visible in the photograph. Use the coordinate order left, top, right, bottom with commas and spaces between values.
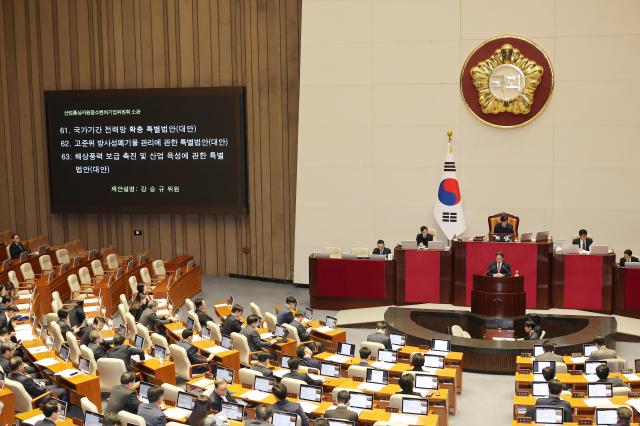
571, 392, 585, 398
516, 391, 529, 397
517, 417, 532, 424
578, 420, 593, 425
520, 353, 531, 358
629, 392, 640, 398
569, 370, 582, 375
518, 369, 531, 374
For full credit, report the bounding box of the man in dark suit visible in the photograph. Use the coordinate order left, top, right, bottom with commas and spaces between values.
526, 379, 572, 421
87, 330, 107, 360
139, 301, 171, 333
137, 385, 166, 426
486, 252, 512, 277
221, 304, 244, 336
282, 357, 322, 386
324, 390, 359, 422
56, 309, 79, 338
524, 320, 540, 340
296, 345, 321, 370
194, 298, 215, 327
272, 382, 309, 426
291, 312, 315, 344
68, 300, 86, 328
105, 372, 141, 415
366, 322, 392, 350
0, 306, 18, 333
79, 316, 106, 346
416, 226, 433, 247
535, 341, 563, 362
573, 229, 593, 251
106, 334, 145, 371
616, 407, 633, 426
251, 352, 274, 377
34, 400, 60, 426
620, 249, 639, 267
8, 234, 28, 259
358, 346, 372, 366
372, 240, 391, 257
0, 297, 11, 314
396, 373, 421, 396
247, 405, 272, 426
209, 379, 237, 411
595, 364, 627, 388
241, 315, 276, 353
177, 329, 213, 374
276, 297, 296, 325
9, 356, 68, 402
493, 215, 514, 235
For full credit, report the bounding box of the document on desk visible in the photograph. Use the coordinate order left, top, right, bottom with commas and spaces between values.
428, 350, 449, 357
84, 298, 98, 304
171, 328, 185, 336
192, 378, 214, 388
357, 382, 385, 392
163, 407, 192, 420
15, 331, 35, 341
370, 361, 395, 370
583, 398, 614, 407
192, 335, 203, 342
17, 303, 30, 311
241, 389, 271, 401
389, 413, 420, 424
27, 346, 49, 354
202, 345, 228, 354
156, 309, 171, 316
84, 306, 100, 312
260, 333, 273, 339
35, 357, 59, 367
313, 326, 333, 334
325, 354, 349, 363
585, 374, 599, 382
18, 293, 33, 300
624, 373, 640, 381
57, 368, 82, 378
21, 414, 45, 425
299, 401, 319, 414
15, 324, 32, 331
422, 367, 438, 375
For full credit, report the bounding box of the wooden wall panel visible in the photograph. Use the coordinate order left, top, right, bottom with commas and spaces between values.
0, 0, 301, 280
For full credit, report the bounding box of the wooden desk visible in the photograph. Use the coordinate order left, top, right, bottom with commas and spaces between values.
514, 371, 640, 393
614, 265, 640, 318
16, 409, 74, 425
135, 357, 177, 386
0, 252, 44, 284
513, 394, 635, 420
95, 258, 150, 315
471, 275, 525, 318
359, 409, 439, 426
153, 257, 201, 311
394, 248, 452, 305
0, 387, 15, 426
309, 256, 396, 310
398, 347, 464, 395
307, 321, 347, 352
484, 328, 516, 339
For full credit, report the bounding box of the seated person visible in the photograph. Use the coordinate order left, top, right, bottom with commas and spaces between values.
524, 320, 540, 340
69, 300, 86, 328
87, 330, 107, 360
290, 312, 312, 342
79, 316, 106, 346
137, 385, 166, 426
541, 366, 556, 382
573, 229, 593, 251
396, 373, 420, 396
241, 315, 277, 353
186, 395, 214, 426
0, 306, 18, 334
372, 240, 391, 257
9, 356, 68, 403
493, 214, 514, 235
357, 347, 372, 367
249, 405, 273, 426
129, 293, 149, 322
526, 379, 572, 422
620, 249, 639, 267
595, 364, 627, 388
106, 334, 145, 371
296, 345, 321, 370
194, 298, 215, 326
276, 296, 297, 325
139, 300, 171, 334
416, 226, 433, 248
251, 352, 274, 378
410, 353, 425, 371
282, 357, 322, 386
56, 308, 79, 338
535, 340, 563, 362
178, 329, 214, 374
324, 390, 359, 422
272, 382, 309, 426
588, 335, 617, 360
616, 406, 633, 426
105, 372, 141, 415
103, 413, 121, 426
366, 322, 392, 350
209, 379, 237, 411
8, 233, 28, 259
221, 304, 244, 336
34, 400, 60, 426
486, 252, 512, 277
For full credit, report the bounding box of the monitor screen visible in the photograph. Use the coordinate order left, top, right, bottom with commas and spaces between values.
366, 368, 388, 385
585, 361, 606, 375
532, 382, 549, 397
78, 356, 90, 374
389, 332, 406, 347
84, 411, 104, 426
186, 317, 195, 330
221, 335, 233, 350
377, 349, 397, 364
299, 384, 322, 402
533, 345, 545, 357
272, 411, 297, 426
281, 355, 291, 369
59, 345, 70, 362
177, 392, 196, 410
534, 407, 563, 424
304, 308, 313, 320
139, 381, 153, 400
133, 335, 144, 349
401, 398, 428, 415
423, 355, 445, 369
117, 324, 126, 336
221, 402, 244, 421
52, 397, 67, 420
584, 344, 598, 356
201, 327, 211, 340
44, 88, 248, 214
274, 325, 286, 338
588, 383, 612, 398
414, 374, 439, 390
254, 376, 274, 393
153, 345, 167, 361
533, 360, 555, 374
216, 367, 234, 384
431, 339, 451, 352
337, 342, 355, 357
349, 391, 373, 410
596, 408, 619, 425
320, 362, 340, 378
325, 316, 337, 329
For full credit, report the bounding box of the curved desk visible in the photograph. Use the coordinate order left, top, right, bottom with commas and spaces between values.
471, 275, 525, 318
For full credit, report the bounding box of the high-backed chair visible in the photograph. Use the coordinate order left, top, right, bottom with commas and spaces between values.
249, 302, 263, 319
118, 411, 146, 426
80, 396, 99, 414
451, 325, 464, 337
5, 378, 51, 411
281, 377, 307, 397
97, 358, 126, 392
160, 383, 182, 404
140, 267, 154, 285
43, 312, 59, 327
239, 367, 263, 386
324, 247, 342, 258
169, 343, 209, 380
118, 295, 129, 313
358, 342, 386, 359
78, 267, 94, 286
606, 358, 626, 372
231, 332, 254, 367
125, 312, 137, 341
152, 260, 166, 280
80, 345, 98, 375
555, 362, 568, 374
91, 259, 105, 278
488, 212, 519, 237
351, 247, 369, 257
206, 321, 222, 343
187, 311, 202, 332
151, 333, 170, 351
38, 255, 54, 273
66, 331, 81, 364
56, 248, 71, 265
347, 365, 368, 380
264, 312, 277, 333
19, 263, 37, 282
462, 331, 471, 338
129, 276, 139, 295
184, 299, 196, 313
135, 323, 153, 352
106, 253, 119, 270
49, 321, 65, 352
68, 274, 91, 300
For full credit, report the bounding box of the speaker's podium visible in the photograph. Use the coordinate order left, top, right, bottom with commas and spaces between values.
471, 275, 526, 318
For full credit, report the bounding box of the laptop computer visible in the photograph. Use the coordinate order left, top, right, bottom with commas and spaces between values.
533, 360, 555, 374
348, 391, 373, 410
533, 344, 545, 357
389, 332, 407, 350
519, 233, 533, 242
588, 383, 613, 398
340, 254, 358, 260
201, 327, 211, 340
427, 241, 445, 250
366, 368, 388, 385
304, 308, 313, 321
561, 244, 580, 254
280, 355, 291, 369
400, 240, 418, 250
377, 349, 397, 364
215, 366, 234, 384
299, 384, 322, 403
78, 356, 91, 374
534, 406, 564, 424
595, 407, 619, 425
337, 342, 355, 357
369, 254, 386, 260
221, 335, 233, 350
414, 374, 439, 392
51, 397, 67, 420
186, 317, 195, 330
59, 345, 70, 362
168, 391, 197, 419
325, 316, 337, 329
624, 261, 640, 268
431, 338, 451, 353
254, 376, 274, 393
220, 401, 244, 422
401, 397, 428, 415
590, 245, 609, 255
272, 411, 298, 426
423, 355, 445, 369
532, 382, 550, 397
138, 381, 153, 403
133, 335, 145, 350
152, 344, 167, 362
83, 411, 104, 426
274, 324, 287, 339
583, 344, 598, 357
117, 324, 127, 336
320, 362, 341, 378
585, 360, 607, 375
535, 231, 550, 242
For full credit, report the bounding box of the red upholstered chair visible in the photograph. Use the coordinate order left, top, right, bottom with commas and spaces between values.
488, 212, 519, 238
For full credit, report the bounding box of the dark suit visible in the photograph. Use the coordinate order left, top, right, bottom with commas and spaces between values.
106, 344, 145, 371
139, 309, 170, 332
9, 372, 68, 402
277, 307, 294, 325
493, 222, 514, 235
527, 329, 541, 340
88, 342, 107, 360
573, 237, 593, 251
250, 364, 273, 378
620, 256, 639, 267
240, 326, 271, 352
526, 396, 572, 422
9, 242, 27, 259
69, 307, 86, 328
129, 303, 148, 322
196, 309, 215, 327
486, 261, 512, 276
283, 370, 322, 387
324, 405, 359, 422
0, 313, 14, 333
58, 321, 73, 339
300, 356, 321, 371
366, 331, 392, 350
598, 376, 626, 388
137, 402, 167, 426
221, 315, 242, 337
177, 340, 209, 374
272, 400, 309, 426
290, 319, 311, 341
79, 326, 94, 346
372, 247, 391, 256
209, 390, 237, 412
416, 233, 433, 247
105, 384, 141, 415
34, 419, 56, 426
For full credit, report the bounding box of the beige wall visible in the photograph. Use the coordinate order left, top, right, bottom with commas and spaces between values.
294, 0, 640, 283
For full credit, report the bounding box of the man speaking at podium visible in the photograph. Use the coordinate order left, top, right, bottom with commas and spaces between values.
486, 252, 512, 277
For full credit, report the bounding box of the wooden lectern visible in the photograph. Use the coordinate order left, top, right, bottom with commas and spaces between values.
471, 275, 525, 318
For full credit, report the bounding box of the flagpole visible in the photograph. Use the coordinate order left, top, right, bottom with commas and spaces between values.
446, 129, 453, 248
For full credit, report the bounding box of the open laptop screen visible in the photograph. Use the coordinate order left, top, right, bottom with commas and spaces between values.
349, 391, 373, 409
533, 360, 555, 374
532, 382, 549, 397
272, 411, 297, 426
320, 362, 340, 378
299, 384, 322, 402
254, 376, 274, 393
215, 366, 234, 384
366, 368, 388, 385
401, 397, 428, 415
596, 408, 619, 425
588, 383, 613, 398
337, 342, 355, 357
431, 338, 451, 352
414, 374, 439, 390
377, 349, 397, 363
221, 402, 244, 421
83, 411, 104, 426
176, 391, 197, 410
534, 407, 563, 424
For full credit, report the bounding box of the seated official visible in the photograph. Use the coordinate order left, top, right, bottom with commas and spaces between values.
396, 373, 420, 396
139, 301, 171, 334
209, 379, 237, 412
8, 233, 28, 259
416, 226, 433, 248
178, 329, 214, 374
526, 379, 572, 422
241, 315, 277, 353
221, 304, 244, 336
410, 352, 425, 371
186, 395, 215, 426
57, 309, 79, 338
79, 316, 106, 346
589, 335, 617, 360
535, 341, 563, 362
0, 306, 18, 334
249, 405, 273, 426
105, 372, 141, 415
194, 298, 215, 326
486, 252, 512, 277
87, 330, 107, 360
106, 334, 145, 371
324, 390, 359, 422
524, 320, 540, 340
283, 357, 322, 386
129, 293, 149, 322
251, 352, 274, 378
9, 356, 68, 403
616, 407, 633, 426
296, 345, 321, 370
357, 347, 372, 367
620, 249, 639, 267
276, 296, 297, 325
595, 364, 627, 388
366, 322, 392, 350
272, 382, 309, 426
69, 300, 86, 328
573, 228, 593, 251
540, 366, 556, 382
372, 239, 391, 257
290, 312, 312, 342
34, 400, 60, 426
493, 215, 514, 235
137, 385, 166, 426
